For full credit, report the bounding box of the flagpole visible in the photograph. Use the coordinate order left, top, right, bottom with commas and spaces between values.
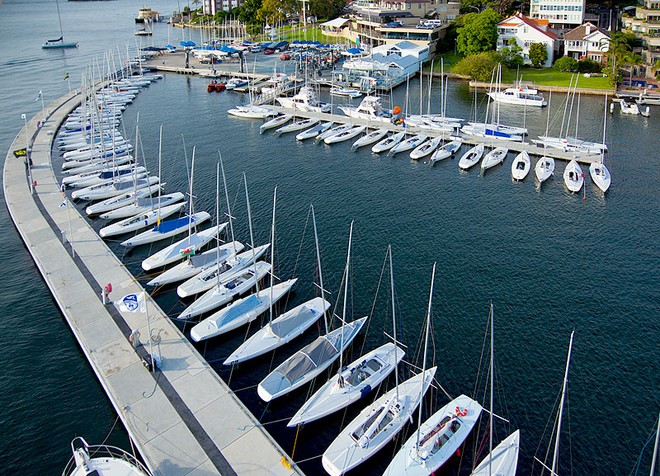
39, 91, 46, 125
144, 294, 155, 371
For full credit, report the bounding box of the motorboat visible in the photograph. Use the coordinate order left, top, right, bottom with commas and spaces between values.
511, 150, 531, 181
430, 139, 462, 165
276, 85, 331, 113
351, 128, 388, 150
563, 159, 584, 193
338, 95, 392, 123
481, 147, 509, 172
488, 84, 547, 107
225, 77, 249, 90
330, 87, 363, 98
227, 105, 276, 119
589, 161, 611, 192
223, 297, 330, 365
535, 156, 555, 183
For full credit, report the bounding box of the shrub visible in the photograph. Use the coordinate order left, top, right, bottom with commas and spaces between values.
554, 56, 578, 72
454, 52, 501, 81
529, 42, 548, 68
577, 58, 601, 73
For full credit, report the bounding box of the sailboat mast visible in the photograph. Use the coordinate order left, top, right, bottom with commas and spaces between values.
651, 413, 660, 476
243, 173, 259, 293
489, 302, 494, 476
268, 187, 277, 325
388, 245, 399, 401
560, 75, 573, 139
55, 0, 65, 40
551, 330, 575, 476
311, 205, 328, 334
416, 262, 436, 450
427, 59, 434, 115
218, 153, 236, 254
338, 221, 354, 386
601, 94, 608, 163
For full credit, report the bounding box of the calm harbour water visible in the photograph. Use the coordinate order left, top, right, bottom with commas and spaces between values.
1, 1, 658, 474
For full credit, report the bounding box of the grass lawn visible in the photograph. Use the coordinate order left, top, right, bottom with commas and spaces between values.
426, 52, 614, 90
265, 26, 336, 44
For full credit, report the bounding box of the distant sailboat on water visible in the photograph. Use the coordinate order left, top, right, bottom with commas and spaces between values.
42, 0, 78, 49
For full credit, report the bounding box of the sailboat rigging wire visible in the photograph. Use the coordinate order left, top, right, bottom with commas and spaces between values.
360, 246, 389, 355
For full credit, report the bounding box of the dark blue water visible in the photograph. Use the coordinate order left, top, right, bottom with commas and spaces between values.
1, 1, 659, 474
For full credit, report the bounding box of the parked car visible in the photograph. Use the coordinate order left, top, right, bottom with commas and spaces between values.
263, 48, 275, 55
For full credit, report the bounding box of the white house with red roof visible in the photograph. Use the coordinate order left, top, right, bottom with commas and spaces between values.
563, 22, 610, 63
497, 13, 558, 67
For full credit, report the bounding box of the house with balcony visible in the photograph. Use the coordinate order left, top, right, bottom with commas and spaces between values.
324, 0, 460, 54
497, 13, 557, 67
563, 22, 610, 63
622, 0, 660, 77
529, 0, 587, 36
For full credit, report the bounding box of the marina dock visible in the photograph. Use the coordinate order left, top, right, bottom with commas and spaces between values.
4, 93, 302, 475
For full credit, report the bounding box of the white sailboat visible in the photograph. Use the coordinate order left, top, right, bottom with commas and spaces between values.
85, 186, 162, 216
458, 143, 485, 170
430, 139, 462, 165
99, 202, 186, 238
388, 134, 428, 157
410, 136, 443, 160
589, 97, 612, 193
535, 157, 555, 183
289, 245, 405, 427
471, 303, 520, 476
563, 159, 584, 193
99, 192, 185, 220
276, 118, 319, 135
190, 187, 296, 341
351, 128, 388, 150
257, 222, 367, 402
71, 175, 158, 201
385, 395, 483, 475
259, 114, 293, 134
324, 125, 366, 144
223, 205, 330, 366
42, 0, 78, 49
321, 264, 439, 476
481, 147, 509, 172
315, 123, 353, 144
296, 122, 333, 141
141, 225, 225, 271
371, 131, 406, 154
511, 150, 531, 181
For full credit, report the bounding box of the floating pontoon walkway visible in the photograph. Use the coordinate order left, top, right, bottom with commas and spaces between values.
4, 92, 302, 476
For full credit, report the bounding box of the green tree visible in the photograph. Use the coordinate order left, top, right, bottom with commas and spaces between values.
257, 0, 299, 26
456, 9, 501, 57
309, 0, 345, 21
499, 37, 523, 67
236, 0, 263, 24
528, 42, 548, 68
453, 51, 500, 80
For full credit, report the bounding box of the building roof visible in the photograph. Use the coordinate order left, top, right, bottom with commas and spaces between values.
320, 17, 350, 28
563, 22, 611, 41
499, 13, 557, 40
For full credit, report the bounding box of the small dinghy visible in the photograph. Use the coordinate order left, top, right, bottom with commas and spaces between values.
458, 143, 485, 170
388, 134, 428, 156
410, 136, 443, 160
259, 114, 293, 134
324, 125, 366, 144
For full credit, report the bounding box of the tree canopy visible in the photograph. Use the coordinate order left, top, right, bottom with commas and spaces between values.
236, 0, 262, 24
257, 0, 299, 26
453, 51, 500, 81
528, 42, 548, 68
309, 0, 346, 21
456, 9, 501, 57
499, 37, 523, 68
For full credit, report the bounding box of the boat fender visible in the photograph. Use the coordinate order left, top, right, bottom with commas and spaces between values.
102, 283, 112, 304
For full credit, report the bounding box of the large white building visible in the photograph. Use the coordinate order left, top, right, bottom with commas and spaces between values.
529, 0, 586, 33
203, 0, 242, 15
497, 13, 557, 68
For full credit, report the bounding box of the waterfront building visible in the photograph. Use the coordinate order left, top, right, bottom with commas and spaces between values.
321, 0, 459, 54
203, 0, 242, 16
563, 22, 610, 63
529, 0, 586, 35
497, 13, 557, 67
622, 0, 660, 78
